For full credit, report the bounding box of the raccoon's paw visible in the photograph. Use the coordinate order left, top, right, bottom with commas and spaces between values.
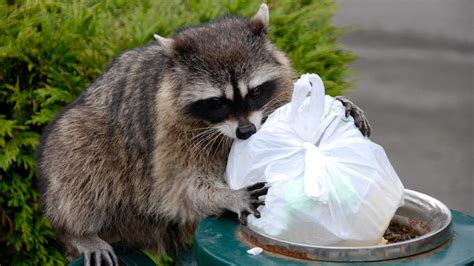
231, 182, 269, 225
336, 96, 372, 137
72, 235, 119, 266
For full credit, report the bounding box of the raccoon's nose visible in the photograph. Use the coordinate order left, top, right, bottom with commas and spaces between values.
236, 124, 257, 140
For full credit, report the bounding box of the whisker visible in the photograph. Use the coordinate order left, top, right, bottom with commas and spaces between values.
189, 128, 216, 142
190, 133, 214, 152
187, 126, 216, 132
190, 130, 220, 154
224, 136, 233, 151
213, 133, 228, 157
265, 91, 288, 104
260, 93, 288, 113
201, 131, 221, 154
188, 130, 214, 151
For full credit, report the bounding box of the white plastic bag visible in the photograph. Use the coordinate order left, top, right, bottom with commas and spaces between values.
225, 74, 404, 246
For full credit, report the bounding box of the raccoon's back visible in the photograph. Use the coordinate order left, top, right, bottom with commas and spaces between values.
37, 43, 167, 209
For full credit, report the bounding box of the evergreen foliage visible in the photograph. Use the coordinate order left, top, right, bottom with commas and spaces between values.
0, 0, 355, 264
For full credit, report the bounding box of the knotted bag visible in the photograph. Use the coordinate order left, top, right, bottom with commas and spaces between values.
225, 74, 404, 246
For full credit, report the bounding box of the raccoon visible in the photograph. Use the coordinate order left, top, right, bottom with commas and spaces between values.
37, 4, 370, 265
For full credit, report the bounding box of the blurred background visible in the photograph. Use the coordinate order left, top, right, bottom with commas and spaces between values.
333, 0, 473, 215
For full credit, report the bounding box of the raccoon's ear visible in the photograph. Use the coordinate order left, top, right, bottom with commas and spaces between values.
249, 3, 269, 36
153, 34, 174, 55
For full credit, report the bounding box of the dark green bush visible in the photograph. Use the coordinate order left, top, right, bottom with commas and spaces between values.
0, 0, 354, 264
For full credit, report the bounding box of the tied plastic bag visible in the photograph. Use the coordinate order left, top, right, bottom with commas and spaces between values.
225, 74, 405, 246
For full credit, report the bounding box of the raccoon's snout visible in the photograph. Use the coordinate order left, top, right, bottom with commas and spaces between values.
236, 123, 257, 140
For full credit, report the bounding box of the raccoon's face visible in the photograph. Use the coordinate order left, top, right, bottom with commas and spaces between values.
157, 4, 293, 140
186, 70, 284, 140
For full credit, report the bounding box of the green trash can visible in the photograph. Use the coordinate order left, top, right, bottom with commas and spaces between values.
194, 210, 474, 265
69, 210, 474, 265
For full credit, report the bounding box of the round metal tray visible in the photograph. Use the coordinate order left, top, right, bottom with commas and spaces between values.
240, 189, 453, 262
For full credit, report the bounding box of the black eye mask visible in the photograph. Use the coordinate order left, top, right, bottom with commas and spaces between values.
245, 79, 278, 110
187, 97, 233, 123
186, 79, 278, 123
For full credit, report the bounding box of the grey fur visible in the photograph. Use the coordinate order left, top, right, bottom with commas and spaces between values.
37, 4, 370, 265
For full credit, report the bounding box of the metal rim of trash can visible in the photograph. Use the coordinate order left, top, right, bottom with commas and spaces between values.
240, 189, 453, 262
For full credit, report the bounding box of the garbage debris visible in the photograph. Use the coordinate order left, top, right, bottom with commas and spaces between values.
247, 247, 263, 255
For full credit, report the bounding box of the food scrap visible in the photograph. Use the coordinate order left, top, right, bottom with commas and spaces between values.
247, 247, 263, 255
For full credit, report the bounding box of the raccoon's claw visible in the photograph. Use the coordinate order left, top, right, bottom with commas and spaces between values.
72, 235, 119, 266
83, 248, 119, 266
336, 96, 372, 137
246, 181, 266, 191
239, 208, 263, 225
248, 183, 269, 197
239, 210, 250, 225
235, 182, 269, 225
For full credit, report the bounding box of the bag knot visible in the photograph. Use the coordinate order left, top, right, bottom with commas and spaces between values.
301, 142, 315, 150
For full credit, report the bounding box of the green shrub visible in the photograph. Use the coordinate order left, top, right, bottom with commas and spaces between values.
0, 0, 355, 264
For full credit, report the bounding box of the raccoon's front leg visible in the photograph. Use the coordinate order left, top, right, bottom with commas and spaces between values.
68, 234, 119, 266
185, 179, 268, 225
226, 182, 268, 225
336, 96, 372, 137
